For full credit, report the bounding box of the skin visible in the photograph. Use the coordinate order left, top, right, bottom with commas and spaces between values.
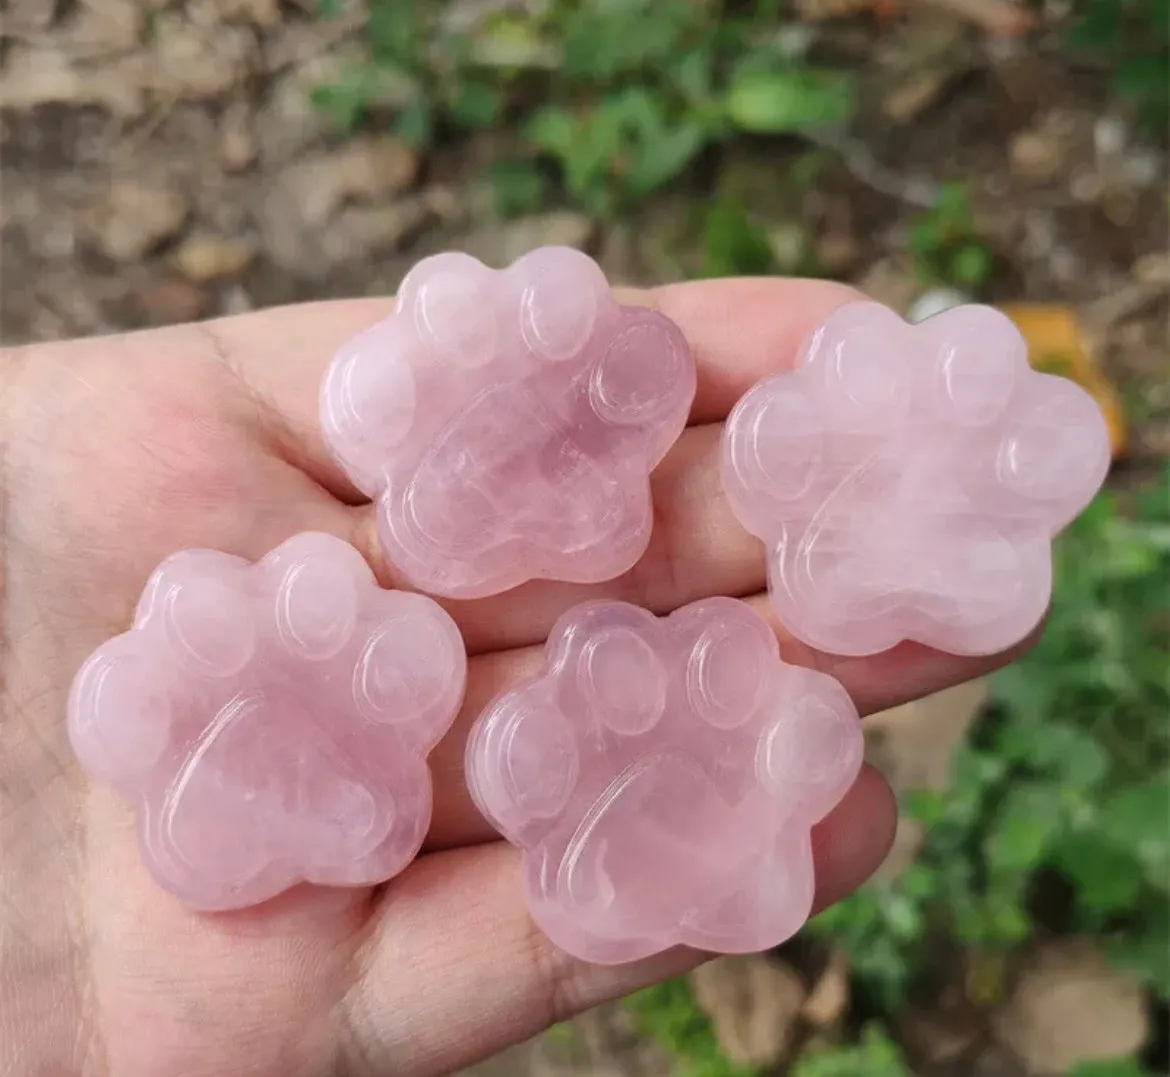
0, 278, 1037, 1077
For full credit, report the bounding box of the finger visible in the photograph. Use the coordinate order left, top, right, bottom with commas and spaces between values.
349, 420, 760, 654
644, 277, 862, 421
424, 594, 1031, 851
350, 418, 1043, 660
210, 280, 865, 655
205, 278, 860, 503
348, 402, 1051, 658
342, 765, 895, 1077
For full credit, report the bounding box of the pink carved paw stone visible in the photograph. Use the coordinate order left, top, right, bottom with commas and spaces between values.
465, 597, 863, 964
320, 246, 696, 599
67, 532, 467, 911
722, 301, 1111, 658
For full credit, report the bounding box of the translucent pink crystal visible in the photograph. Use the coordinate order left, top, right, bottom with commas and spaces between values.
722, 301, 1111, 658
67, 532, 466, 911
465, 597, 863, 964
320, 246, 696, 599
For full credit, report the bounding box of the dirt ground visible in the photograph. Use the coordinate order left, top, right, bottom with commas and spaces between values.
2, 6, 1166, 408
1, 2, 1167, 1075
2, 6, 1166, 449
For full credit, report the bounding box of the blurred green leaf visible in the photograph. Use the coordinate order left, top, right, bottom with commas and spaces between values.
626, 119, 708, 198
725, 67, 854, 132
1099, 780, 1170, 882
951, 242, 993, 287
1069, 1058, 1153, 1077
907, 182, 995, 291
490, 159, 548, 217
311, 82, 367, 131
1048, 725, 1111, 789
449, 79, 503, 127
625, 977, 763, 1077
903, 788, 947, 827
394, 99, 432, 146
984, 892, 1032, 945
1052, 834, 1144, 912
791, 1024, 911, 1077
560, 0, 695, 80
1110, 901, 1170, 993
1064, 0, 1169, 131
525, 105, 579, 156
367, 1, 428, 64
701, 200, 775, 277
900, 863, 937, 901
670, 48, 717, 108
987, 783, 1065, 875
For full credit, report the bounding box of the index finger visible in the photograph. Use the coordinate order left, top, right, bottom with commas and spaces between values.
207, 276, 861, 500
640, 276, 862, 423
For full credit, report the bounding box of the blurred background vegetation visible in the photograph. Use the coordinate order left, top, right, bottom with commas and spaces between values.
1, 0, 1167, 1074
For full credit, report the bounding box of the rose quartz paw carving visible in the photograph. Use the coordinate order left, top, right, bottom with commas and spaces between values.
722, 301, 1111, 658
465, 597, 863, 964
320, 246, 696, 599
67, 532, 467, 911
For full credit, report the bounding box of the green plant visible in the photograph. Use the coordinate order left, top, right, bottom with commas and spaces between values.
812, 467, 1170, 1006
789, 1024, 911, 1077
989, 472, 1170, 989
313, 0, 504, 142
907, 183, 994, 292
809, 864, 935, 1011
319, 0, 857, 217
489, 158, 549, 218
1070, 1057, 1157, 1077
700, 198, 778, 278
542, 1020, 581, 1053
1064, 0, 1170, 135
521, 1, 856, 217
624, 976, 763, 1077
524, 84, 712, 218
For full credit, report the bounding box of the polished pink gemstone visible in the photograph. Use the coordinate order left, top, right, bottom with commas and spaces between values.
465, 597, 863, 964
67, 532, 466, 911
722, 301, 1112, 658
320, 246, 697, 599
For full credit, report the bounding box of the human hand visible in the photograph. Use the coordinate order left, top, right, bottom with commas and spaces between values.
0, 278, 1035, 1077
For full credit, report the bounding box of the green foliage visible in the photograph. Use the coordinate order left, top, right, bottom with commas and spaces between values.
813, 466, 1170, 1006
810, 863, 936, 1011
514, 1, 857, 217
542, 1020, 581, 1053
624, 977, 763, 1077
724, 66, 856, 133
318, 0, 857, 217
1064, 0, 1170, 134
319, 0, 1167, 224
525, 87, 711, 218
489, 159, 548, 218
1070, 1057, 1157, 1077
313, 0, 503, 143
700, 199, 778, 278
907, 183, 994, 292
789, 1025, 911, 1077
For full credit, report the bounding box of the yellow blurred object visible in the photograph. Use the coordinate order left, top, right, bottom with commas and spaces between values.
999, 303, 1128, 458
966, 948, 1009, 1007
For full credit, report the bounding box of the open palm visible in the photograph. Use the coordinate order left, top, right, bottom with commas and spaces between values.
0, 278, 1033, 1077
